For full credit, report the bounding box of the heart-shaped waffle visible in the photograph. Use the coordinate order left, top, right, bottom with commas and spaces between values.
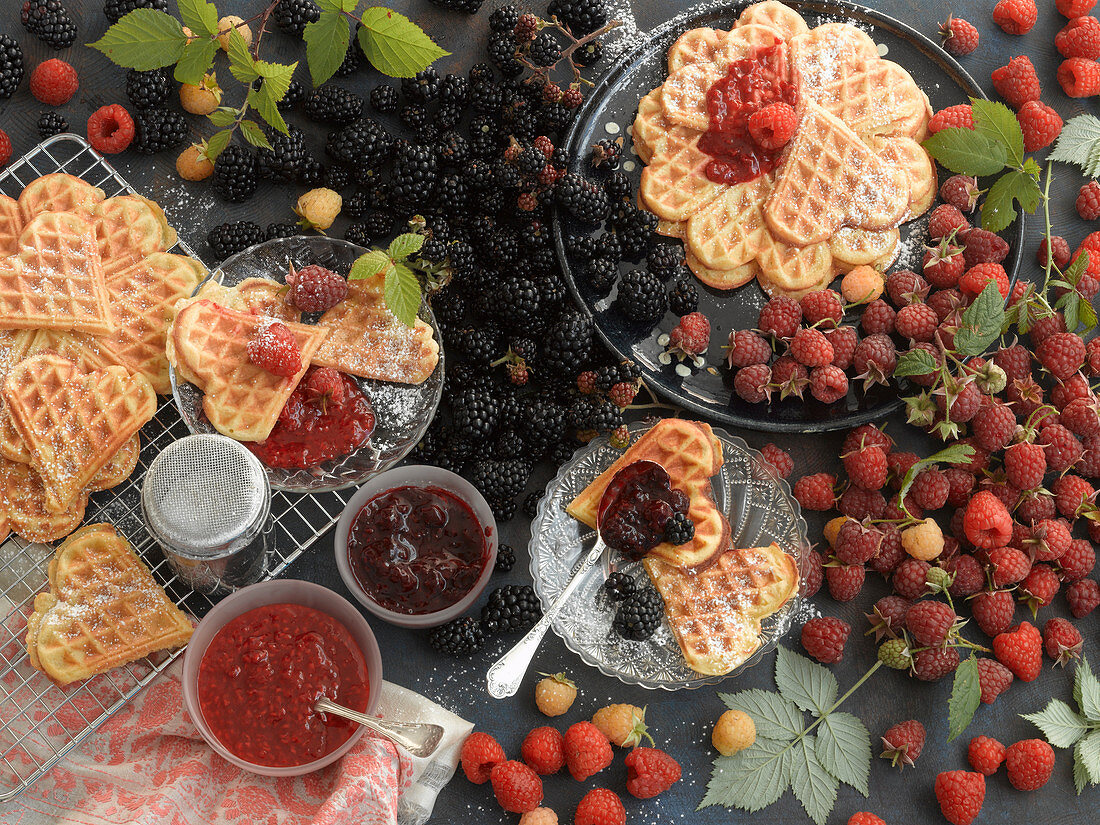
667, 26, 730, 73
685, 174, 773, 271
0, 194, 22, 255
0, 457, 87, 543
736, 0, 809, 39
17, 173, 105, 223
92, 195, 177, 280
193, 275, 303, 323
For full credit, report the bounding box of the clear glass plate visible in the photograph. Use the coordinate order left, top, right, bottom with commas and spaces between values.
530, 420, 809, 690
169, 236, 444, 493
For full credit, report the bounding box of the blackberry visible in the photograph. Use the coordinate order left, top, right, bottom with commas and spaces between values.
493, 161, 523, 191
435, 102, 463, 131
296, 156, 325, 187
437, 131, 470, 167
481, 585, 541, 635
581, 256, 618, 295
325, 117, 392, 169
469, 62, 495, 85
468, 457, 529, 502
0, 36, 23, 101
104, 0, 168, 23
575, 39, 604, 67
613, 587, 664, 640
411, 420, 449, 462
491, 497, 518, 521
265, 222, 298, 241
211, 145, 259, 203
488, 33, 523, 77
606, 170, 631, 202
207, 221, 263, 261
451, 384, 500, 440
471, 80, 503, 116
22, 0, 76, 49
361, 210, 394, 239
333, 41, 363, 77
391, 139, 439, 209
272, 0, 320, 36
436, 174, 468, 212
523, 396, 567, 454
556, 173, 610, 224
125, 68, 171, 110
647, 243, 684, 279
344, 221, 373, 247
132, 108, 188, 154
540, 103, 572, 137
343, 188, 373, 220
509, 336, 538, 367
536, 271, 567, 315
603, 571, 636, 602
566, 234, 598, 262
429, 0, 485, 12
36, 111, 67, 138
402, 67, 441, 103
591, 138, 621, 169
551, 439, 578, 464
515, 144, 545, 175
489, 4, 520, 32
428, 617, 485, 657
617, 269, 667, 322
494, 543, 516, 572
664, 512, 695, 545
615, 209, 658, 261
494, 430, 527, 459
439, 73, 470, 106
304, 85, 362, 125
590, 398, 623, 432
668, 274, 699, 316
369, 84, 398, 113
543, 311, 593, 376
277, 79, 308, 110
324, 165, 351, 192
523, 490, 543, 518
255, 125, 306, 182
548, 0, 609, 35
593, 364, 620, 393
400, 103, 431, 132
469, 114, 504, 159
420, 237, 450, 263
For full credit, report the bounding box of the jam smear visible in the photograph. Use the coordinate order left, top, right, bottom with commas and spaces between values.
598, 460, 690, 560
247, 372, 375, 469
348, 485, 489, 614
197, 603, 369, 767
698, 43, 799, 185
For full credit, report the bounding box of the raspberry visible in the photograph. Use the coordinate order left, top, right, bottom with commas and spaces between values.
1067, 578, 1100, 616
976, 657, 1014, 703
563, 722, 612, 781
734, 363, 772, 403
520, 809, 558, 825
1031, 312, 1068, 345
726, 329, 771, 367
894, 303, 938, 343
295, 187, 342, 231
1059, 538, 1095, 581
911, 468, 950, 510
801, 615, 851, 663
1077, 182, 1100, 224
1043, 616, 1083, 665
860, 299, 896, 335
591, 704, 648, 748
835, 520, 883, 563
881, 719, 925, 768
843, 424, 893, 454
843, 445, 888, 491
1058, 56, 1100, 96
85, 104, 134, 155
867, 594, 910, 639
491, 760, 543, 813
941, 175, 982, 212
994, 0, 1038, 33
905, 600, 956, 646
771, 356, 809, 399
973, 589, 1017, 636
760, 443, 793, 478
1030, 519, 1071, 563
800, 288, 844, 327
995, 344, 1032, 382
668, 311, 710, 357
929, 104, 974, 133
1056, 475, 1096, 520
968, 736, 1006, 775
1040, 423, 1083, 472
624, 747, 682, 799
1005, 739, 1055, 790
923, 238, 966, 287
575, 789, 625, 825
1017, 100, 1063, 152
948, 553, 985, 597
1037, 332, 1086, 380
886, 268, 932, 307
990, 546, 1031, 587
748, 102, 797, 149
900, 520, 944, 565
1002, 442, 1044, 490
1060, 398, 1100, 436
893, 558, 932, 600
959, 262, 1009, 299
944, 467, 976, 508
303, 367, 345, 410
534, 672, 576, 716
964, 491, 1013, 549
1038, 236, 1072, 269
758, 295, 802, 339
790, 326, 833, 367
28, 57, 77, 106
461, 731, 506, 783
852, 334, 897, 387
913, 645, 960, 680
839, 486, 886, 520
803, 548, 824, 597
991, 55, 1041, 109
1058, 0, 1097, 15
1020, 562, 1061, 610
962, 228, 1010, 266
848, 814, 886, 825
826, 561, 865, 601
993, 621, 1043, 681
841, 265, 885, 303
712, 709, 756, 756
247, 320, 302, 378
794, 473, 835, 510
519, 727, 565, 776
940, 15, 979, 54
878, 638, 913, 669
935, 771, 985, 825
971, 403, 1016, 453
285, 263, 347, 312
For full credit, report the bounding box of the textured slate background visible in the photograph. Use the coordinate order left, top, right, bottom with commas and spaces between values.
1, 1, 1097, 823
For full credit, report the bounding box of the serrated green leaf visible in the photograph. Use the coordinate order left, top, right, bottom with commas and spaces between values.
948, 657, 981, 742
177, 0, 218, 36
239, 119, 272, 150
203, 129, 231, 161
174, 37, 218, 86
1065, 292, 1082, 335
1075, 744, 1092, 794
789, 735, 838, 825
894, 347, 938, 377
1023, 156, 1042, 176
225, 26, 259, 82
384, 262, 422, 327
817, 713, 870, 795
1022, 699, 1092, 748
1080, 298, 1098, 333
700, 738, 791, 811
719, 689, 804, 741
358, 6, 449, 79
316, 0, 346, 9
207, 107, 239, 128
922, 127, 1008, 177
304, 11, 350, 87
247, 64, 295, 135
89, 8, 188, 70
972, 98, 1025, 168
349, 249, 394, 280
1076, 657, 1100, 722
775, 647, 838, 717
388, 232, 425, 262
1049, 114, 1100, 177
1075, 729, 1100, 791
955, 281, 1006, 357
982, 169, 1041, 233
1067, 249, 1090, 286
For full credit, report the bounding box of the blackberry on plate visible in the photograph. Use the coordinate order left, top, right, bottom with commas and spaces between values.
391, 139, 439, 208
256, 125, 306, 182
566, 233, 598, 262
523, 490, 543, 518
324, 165, 351, 192
325, 117, 392, 169
488, 33, 524, 78
582, 257, 619, 295
297, 156, 325, 187
0, 36, 23, 101
272, 0, 320, 36
548, 0, 609, 34
664, 512, 695, 545
603, 571, 636, 602
481, 585, 541, 634
370, 84, 398, 113
615, 210, 658, 261
648, 242, 684, 279
468, 457, 529, 502
22, 0, 77, 49
617, 269, 667, 322
543, 310, 593, 376
304, 85, 363, 125
207, 221, 264, 261
277, 78, 308, 110
402, 67, 441, 103
211, 145, 259, 203
420, 236, 449, 264
265, 222, 298, 241
605, 170, 631, 202
613, 587, 664, 641
125, 68, 171, 110
489, 4, 520, 32
668, 274, 699, 315
132, 108, 188, 154
451, 384, 500, 441
104, 0, 168, 23
591, 137, 621, 169
556, 173, 611, 224
36, 111, 67, 138
428, 617, 485, 656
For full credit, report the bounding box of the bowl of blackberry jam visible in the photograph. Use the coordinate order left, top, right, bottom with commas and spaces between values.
335, 465, 497, 628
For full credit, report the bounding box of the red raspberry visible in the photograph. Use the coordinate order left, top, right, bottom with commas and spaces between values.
1058, 56, 1100, 95
852, 334, 897, 387
1043, 616, 1084, 665
748, 102, 797, 150
948, 553, 985, 597
911, 468, 949, 510
994, 344, 1032, 382
843, 445, 888, 491
1078, 182, 1100, 222
734, 363, 772, 403
843, 424, 893, 454
1059, 538, 1095, 580
990, 546, 1032, 586
929, 104, 974, 133
1088, 339, 1100, 375
86, 104, 135, 154
860, 299, 896, 335
848, 815, 886, 825
790, 326, 834, 367
303, 367, 346, 409
793, 472, 835, 510
905, 600, 957, 646
247, 320, 302, 378
1017, 100, 1063, 151
975, 590, 1018, 642
0, 129, 9, 169
1031, 312, 1068, 345
1005, 739, 1055, 790
826, 562, 866, 601
893, 558, 932, 600
1020, 562, 1061, 610
871, 524, 906, 575
491, 760, 543, 813
944, 467, 976, 508
867, 594, 910, 639
836, 520, 883, 563
758, 295, 802, 339
760, 443, 793, 478
923, 238, 966, 286
1037, 332, 1086, 380
726, 329, 771, 367
886, 268, 931, 306
881, 719, 925, 768
1053, 373, 1093, 409
624, 747, 681, 799
886, 451, 919, 488
976, 657, 1014, 702
971, 404, 1016, 452
1040, 422, 1083, 472
991, 55, 1041, 109
825, 325, 859, 369
968, 736, 1006, 775
965, 491, 1013, 549
29, 58, 78, 106
563, 722, 613, 781
802, 548, 824, 597
287, 263, 348, 312
959, 262, 1009, 299
521, 727, 565, 775
928, 203, 970, 239
575, 789, 625, 825
770, 355, 809, 399
1060, 398, 1100, 436
935, 770, 985, 825
1030, 518, 1071, 561
940, 174, 981, 212
940, 15, 980, 54
1067, 578, 1100, 616
800, 288, 844, 327
993, 0, 1038, 33
838, 486, 886, 520
461, 731, 506, 783
608, 381, 637, 407
668, 311, 710, 357
1054, 475, 1095, 518
1038, 235, 1072, 269
962, 228, 1010, 266
894, 303, 938, 342
1058, 0, 1097, 15
913, 645, 960, 680
993, 621, 1043, 680
807, 364, 847, 403
801, 616, 850, 663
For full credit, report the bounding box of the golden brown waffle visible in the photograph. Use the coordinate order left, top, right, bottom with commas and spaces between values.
17, 173, 105, 223
643, 544, 799, 675
194, 276, 303, 323
737, 0, 809, 39
0, 194, 22, 255
686, 250, 758, 291
829, 227, 901, 272
640, 125, 725, 223
685, 175, 772, 271
92, 196, 177, 280
567, 419, 729, 569
25, 523, 192, 686
4, 352, 156, 512
756, 235, 835, 299
667, 27, 729, 73
872, 135, 937, 216
312, 279, 440, 385
631, 89, 672, 165
167, 298, 328, 442
0, 458, 87, 543
86, 435, 140, 493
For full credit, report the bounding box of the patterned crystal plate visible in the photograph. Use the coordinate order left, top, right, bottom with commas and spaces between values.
530, 420, 809, 690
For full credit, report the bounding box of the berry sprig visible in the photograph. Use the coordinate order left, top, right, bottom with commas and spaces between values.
1020, 656, 1100, 793
513, 13, 622, 92
348, 231, 431, 326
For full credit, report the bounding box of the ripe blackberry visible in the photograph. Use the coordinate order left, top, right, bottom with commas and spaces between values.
0, 36, 23, 101
104, 0, 168, 23
591, 137, 621, 169
647, 243, 683, 279
207, 221, 263, 261
437, 131, 470, 167
490, 497, 518, 521
433, 101, 461, 130
211, 145, 259, 203
567, 234, 598, 261
400, 103, 431, 132
543, 311, 594, 375
615, 209, 658, 261
125, 68, 170, 110
468, 457, 529, 502
613, 587, 664, 640
132, 108, 188, 154
452, 384, 500, 440
370, 84, 398, 113
523, 490, 544, 518
272, 0, 320, 36
495, 543, 516, 572
617, 269, 667, 322
481, 585, 542, 634
392, 139, 439, 208
603, 571, 636, 601
439, 73, 470, 107
22, 0, 77, 49
575, 39, 604, 66
469, 114, 505, 158
304, 85, 362, 125
556, 173, 610, 224
324, 164, 351, 192
529, 32, 562, 67
664, 512, 695, 544
256, 125, 305, 182
488, 33, 524, 77
265, 222, 298, 241
362, 210, 394, 239
277, 79, 307, 110
344, 221, 374, 247
436, 173, 468, 212
333, 41, 363, 77
549, 0, 609, 34
522, 396, 567, 455
604, 171, 632, 203
325, 117, 393, 169
402, 66, 441, 103
429, 0, 485, 14
494, 430, 527, 459
582, 257, 618, 294
489, 4, 520, 32
296, 156, 325, 187
36, 111, 66, 138
428, 617, 485, 656
668, 275, 699, 315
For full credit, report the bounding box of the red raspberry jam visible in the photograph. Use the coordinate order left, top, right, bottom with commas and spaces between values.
348, 485, 490, 614
197, 603, 369, 767
247, 373, 375, 469
597, 460, 690, 560
698, 44, 799, 185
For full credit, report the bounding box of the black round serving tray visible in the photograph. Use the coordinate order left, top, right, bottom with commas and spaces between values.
553, 0, 1024, 433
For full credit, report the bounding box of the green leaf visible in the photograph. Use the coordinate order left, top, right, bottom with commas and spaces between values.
1075, 729, 1100, 791
384, 262, 423, 327
1075, 741, 1093, 794
89, 8, 188, 70
1049, 114, 1100, 178
1076, 657, 1100, 722
816, 713, 870, 795
775, 647, 837, 717
947, 657, 981, 742
358, 6, 450, 79
982, 169, 1042, 233
789, 735, 838, 825
239, 119, 272, 150
1063, 291, 1082, 335
304, 11, 350, 87
954, 281, 1005, 357
1022, 699, 1092, 748
719, 689, 804, 741
1023, 156, 1043, 176
388, 232, 425, 262
971, 98, 1025, 168
316, 0, 349, 9
893, 347, 938, 377
207, 107, 239, 128
247, 63, 295, 135
700, 738, 791, 811
174, 37, 218, 86
349, 250, 394, 280
922, 127, 1008, 177
203, 129, 231, 161
225, 26, 259, 83
1080, 298, 1098, 334
1066, 249, 1090, 286
177, 0, 218, 36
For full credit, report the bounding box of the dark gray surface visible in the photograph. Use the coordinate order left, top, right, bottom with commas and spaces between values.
0, 1, 1096, 823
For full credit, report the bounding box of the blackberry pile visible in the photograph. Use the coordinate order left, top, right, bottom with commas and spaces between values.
427, 586, 540, 657
207, 221, 264, 261
125, 68, 171, 110
131, 108, 187, 154
21, 0, 77, 49
272, 0, 320, 37
103, 0, 168, 23
211, 146, 258, 203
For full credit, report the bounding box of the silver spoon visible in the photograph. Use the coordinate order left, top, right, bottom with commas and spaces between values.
314, 696, 445, 758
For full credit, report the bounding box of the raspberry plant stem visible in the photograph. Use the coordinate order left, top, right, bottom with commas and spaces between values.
769, 660, 883, 757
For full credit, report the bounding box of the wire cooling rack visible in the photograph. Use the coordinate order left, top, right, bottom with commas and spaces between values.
0, 135, 353, 802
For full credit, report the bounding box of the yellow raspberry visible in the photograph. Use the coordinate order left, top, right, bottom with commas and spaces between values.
519, 808, 558, 825
841, 264, 885, 303
175, 145, 213, 181
180, 74, 221, 115
901, 517, 944, 561
295, 187, 342, 230
591, 704, 652, 747
216, 15, 252, 51
534, 672, 576, 717
824, 516, 851, 547
713, 709, 756, 755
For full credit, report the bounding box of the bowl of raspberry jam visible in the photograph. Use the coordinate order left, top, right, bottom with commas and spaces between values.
335, 466, 498, 628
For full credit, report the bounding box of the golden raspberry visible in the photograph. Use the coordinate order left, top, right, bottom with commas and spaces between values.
217, 15, 252, 51
519, 808, 558, 825
175, 144, 213, 181
902, 518, 944, 561
841, 265, 885, 303
295, 187, 342, 230
712, 709, 756, 756
180, 74, 221, 115
534, 672, 576, 717
592, 704, 650, 747
824, 516, 851, 547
